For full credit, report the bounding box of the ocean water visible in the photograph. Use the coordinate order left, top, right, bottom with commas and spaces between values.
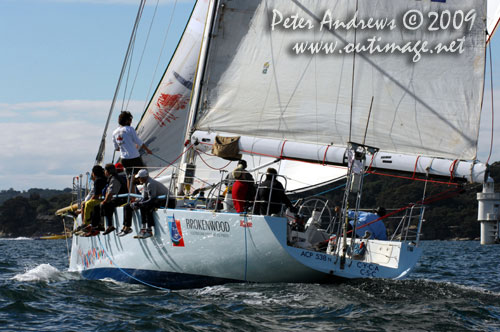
0, 239, 499, 331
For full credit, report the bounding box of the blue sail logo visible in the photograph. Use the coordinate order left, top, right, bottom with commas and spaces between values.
170, 222, 182, 242
168, 215, 185, 247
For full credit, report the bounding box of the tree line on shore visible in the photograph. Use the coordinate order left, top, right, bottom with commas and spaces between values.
318, 162, 500, 240
0, 162, 498, 239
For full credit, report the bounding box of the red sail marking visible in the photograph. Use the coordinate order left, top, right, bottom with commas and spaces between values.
148, 93, 190, 127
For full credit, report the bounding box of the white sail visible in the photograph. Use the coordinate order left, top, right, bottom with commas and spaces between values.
136, 0, 210, 169
488, 0, 500, 41
195, 0, 486, 162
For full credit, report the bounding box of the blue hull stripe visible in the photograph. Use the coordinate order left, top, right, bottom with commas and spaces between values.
81, 268, 237, 290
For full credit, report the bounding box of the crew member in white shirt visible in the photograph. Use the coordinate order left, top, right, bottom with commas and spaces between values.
112, 111, 152, 175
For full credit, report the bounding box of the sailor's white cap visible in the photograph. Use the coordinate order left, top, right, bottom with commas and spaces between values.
135, 169, 149, 178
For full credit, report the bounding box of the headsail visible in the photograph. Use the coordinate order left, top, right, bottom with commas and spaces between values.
488, 0, 500, 42
194, 0, 487, 164
136, 0, 210, 169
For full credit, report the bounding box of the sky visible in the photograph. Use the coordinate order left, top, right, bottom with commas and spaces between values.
0, 0, 499, 191
0, 0, 196, 190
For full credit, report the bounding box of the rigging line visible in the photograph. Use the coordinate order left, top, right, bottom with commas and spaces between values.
362, 96, 374, 146
151, 147, 212, 187
195, 148, 218, 157
150, 144, 193, 178
195, 150, 232, 170
487, 15, 500, 44
94, 0, 146, 165
62, 216, 73, 266
274, 24, 330, 124
270, 15, 329, 134
125, 0, 162, 111
366, 170, 460, 186
366, 153, 375, 172
327, 188, 463, 243
348, 0, 359, 142
297, 180, 348, 199
121, 2, 146, 111
121, 5, 144, 113
264, 0, 286, 127
486, 40, 495, 166
143, 0, 179, 111
415, 172, 430, 243
121, 39, 136, 112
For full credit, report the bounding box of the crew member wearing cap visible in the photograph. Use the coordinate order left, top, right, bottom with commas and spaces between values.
123, 169, 174, 239
115, 162, 126, 176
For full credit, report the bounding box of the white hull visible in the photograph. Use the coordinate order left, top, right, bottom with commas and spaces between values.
69, 207, 422, 289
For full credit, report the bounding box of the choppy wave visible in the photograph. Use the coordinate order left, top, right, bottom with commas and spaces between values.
1, 239, 499, 331
12, 264, 64, 282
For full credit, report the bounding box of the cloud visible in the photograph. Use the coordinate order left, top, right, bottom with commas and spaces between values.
1, 89, 499, 191
0, 100, 145, 122
0, 100, 145, 190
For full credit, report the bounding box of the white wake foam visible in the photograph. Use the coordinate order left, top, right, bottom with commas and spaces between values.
0, 237, 34, 241
12, 263, 63, 282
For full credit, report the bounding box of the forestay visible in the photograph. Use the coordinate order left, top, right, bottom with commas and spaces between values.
136, 0, 210, 169
195, 0, 487, 161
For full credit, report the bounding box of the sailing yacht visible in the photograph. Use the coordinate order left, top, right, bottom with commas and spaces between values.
64, 0, 500, 289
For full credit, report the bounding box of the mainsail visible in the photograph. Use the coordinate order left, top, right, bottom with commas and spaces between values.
129, 0, 345, 191
193, 0, 487, 180
135, 0, 210, 169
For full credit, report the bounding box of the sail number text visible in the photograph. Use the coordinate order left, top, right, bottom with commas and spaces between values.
300, 251, 333, 263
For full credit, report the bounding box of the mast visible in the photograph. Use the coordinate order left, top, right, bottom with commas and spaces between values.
177, 0, 219, 195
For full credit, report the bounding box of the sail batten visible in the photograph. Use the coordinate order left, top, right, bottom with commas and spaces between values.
194, 0, 487, 163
